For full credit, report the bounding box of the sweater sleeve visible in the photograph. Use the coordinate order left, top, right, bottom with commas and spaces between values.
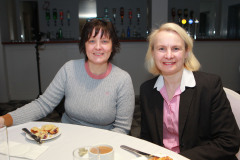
2, 114, 13, 126
111, 72, 135, 134
9, 62, 68, 125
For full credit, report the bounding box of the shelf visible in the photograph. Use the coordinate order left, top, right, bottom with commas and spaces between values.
2, 39, 147, 45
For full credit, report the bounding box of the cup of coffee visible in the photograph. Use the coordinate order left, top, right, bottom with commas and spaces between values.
0, 125, 9, 160
73, 146, 99, 160
90, 144, 114, 160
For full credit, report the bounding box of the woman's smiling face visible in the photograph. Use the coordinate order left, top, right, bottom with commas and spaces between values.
85, 28, 112, 66
152, 30, 188, 76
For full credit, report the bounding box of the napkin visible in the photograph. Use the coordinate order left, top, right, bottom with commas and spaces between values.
8, 141, 49, 159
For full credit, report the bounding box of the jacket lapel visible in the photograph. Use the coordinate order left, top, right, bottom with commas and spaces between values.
179, 87, 195, 139
152, 89, 164, 144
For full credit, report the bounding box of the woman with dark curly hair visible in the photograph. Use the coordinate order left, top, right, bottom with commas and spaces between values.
0, 18, 135, 134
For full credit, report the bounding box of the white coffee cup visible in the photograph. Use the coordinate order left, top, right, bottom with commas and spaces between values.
91, 144, 114, 160
0, 125, 9, 160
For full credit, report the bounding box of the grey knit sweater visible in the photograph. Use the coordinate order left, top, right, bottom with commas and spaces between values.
10, 59, 135, 134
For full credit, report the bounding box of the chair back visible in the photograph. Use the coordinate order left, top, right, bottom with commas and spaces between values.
223, 87, 240, 159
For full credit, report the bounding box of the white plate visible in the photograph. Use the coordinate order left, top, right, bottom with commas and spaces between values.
25, 127, 61, 141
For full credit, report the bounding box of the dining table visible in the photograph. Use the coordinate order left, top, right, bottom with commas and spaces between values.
6, 121, 189, 160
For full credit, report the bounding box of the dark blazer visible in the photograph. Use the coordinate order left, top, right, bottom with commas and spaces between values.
140, 71, 240, 160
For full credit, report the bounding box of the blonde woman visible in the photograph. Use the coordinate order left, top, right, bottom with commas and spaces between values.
140, 23, 240, 160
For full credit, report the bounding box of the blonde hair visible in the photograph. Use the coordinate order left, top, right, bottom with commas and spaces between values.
145, 23, 201, 75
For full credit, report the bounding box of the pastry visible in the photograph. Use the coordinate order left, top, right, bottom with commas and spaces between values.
30, 127, 41, 134
35, 130, 48, 139
49, 126, 59, 134
41, 124, 55, 132
29, 124, 59, 140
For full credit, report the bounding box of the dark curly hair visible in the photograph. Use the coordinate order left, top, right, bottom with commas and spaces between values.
79, 18, 120, 62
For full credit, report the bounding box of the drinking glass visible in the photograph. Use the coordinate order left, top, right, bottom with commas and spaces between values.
0, 124, 9, 160
73, 146, 99, 160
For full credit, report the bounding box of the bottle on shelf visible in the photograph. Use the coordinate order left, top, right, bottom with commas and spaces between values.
45, 9, 50, 26
127, 26, 131, 38
59, 9, 64, 26
112, 8, 117, 24
137, 8, 141, 25
120, 7, 124, 25
53, 8, 57, 26
104, 8, 109, 18
67, 10, 71, 26
58, 28, 63, 39
194, 18, 199, 39
133, 25, 136, 38
146, 26, 149, 38
177, 9, 182, 26
121, 28, 125, 38
128, 9, 132, 25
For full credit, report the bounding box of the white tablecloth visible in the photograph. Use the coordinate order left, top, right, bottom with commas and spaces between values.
7, 122, 189, 160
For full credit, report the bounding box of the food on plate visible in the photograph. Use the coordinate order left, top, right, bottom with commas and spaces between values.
30, 124, 59, 139
149, 156, 173, 160
30, 127, 41, 134
41, 124, 56, 132
35, 130, 48, 139
49, 126, 59, 134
